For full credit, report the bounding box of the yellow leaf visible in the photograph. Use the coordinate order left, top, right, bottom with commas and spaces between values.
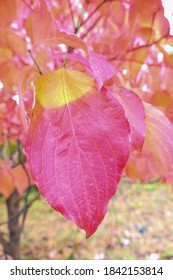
35, 68, 94, 108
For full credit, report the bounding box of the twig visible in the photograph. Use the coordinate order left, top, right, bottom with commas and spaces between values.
144, 178, 161, 184
67, 0, 76, 33
0, 194, 40, 227
109, 57, 169, 71
62, 56, 69, 68
76, 0, 107, 32
75, 0, 108, 33
81, 14, 102, 39
127, 32, 170, 53
28, 49, 43, 75
21, 0, 34, 11
17, 139, 31, 200
109, 31, 170, 62
11, 162, 23, 169
20, 193, 40, 232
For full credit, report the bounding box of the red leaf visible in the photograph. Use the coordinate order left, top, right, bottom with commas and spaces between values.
25, 70, 130, 237
0, 163, 30, 198
88, 51, 116, 89
0, 166, 14, 199
114, 87, 146, 151
11, 164, 30, 194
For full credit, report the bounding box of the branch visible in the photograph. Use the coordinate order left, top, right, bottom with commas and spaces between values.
67, 0, 76, 33
21, 0, 34, 11
81, 15, 102, 39
0, 231, 9, 253
75, 0, 105, 33
0, 194, 40, 227
109, 57, 144, 64
110, 57, 169, 70
127, 32, 170, 53
75, 0, 116, 34
20, 193, 40, 232
17, 139, 31, 194
109, 32, 170, 62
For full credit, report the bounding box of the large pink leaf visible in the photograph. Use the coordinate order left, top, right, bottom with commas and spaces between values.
114, 87, 146, 151
25, 74, 130, 237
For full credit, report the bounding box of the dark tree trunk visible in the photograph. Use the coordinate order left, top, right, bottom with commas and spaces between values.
6, 190, 21, 259
0, 188, 38, 259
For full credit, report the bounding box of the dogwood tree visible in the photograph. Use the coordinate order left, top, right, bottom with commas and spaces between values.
0, 0, 173, 258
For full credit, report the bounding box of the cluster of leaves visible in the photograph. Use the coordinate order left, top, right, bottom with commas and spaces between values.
0, 0, 173, 237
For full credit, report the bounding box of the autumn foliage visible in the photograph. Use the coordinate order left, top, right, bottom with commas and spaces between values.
1, 0, 173, 237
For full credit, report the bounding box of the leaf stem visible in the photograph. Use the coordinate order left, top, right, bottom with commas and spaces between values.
28, 49, 43, 75
62, 56, 69, 68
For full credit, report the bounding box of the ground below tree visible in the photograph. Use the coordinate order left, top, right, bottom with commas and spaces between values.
0, 181, 173, 260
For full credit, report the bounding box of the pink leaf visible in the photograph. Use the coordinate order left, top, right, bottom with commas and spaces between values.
89, 51, 116, 89
114, 87, 146, 151
126, 102, 173, 181
25, 84, 130, 237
